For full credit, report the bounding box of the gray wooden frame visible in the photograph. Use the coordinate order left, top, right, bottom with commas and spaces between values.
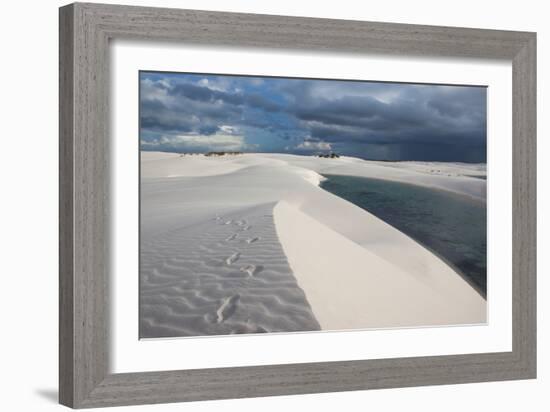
59, 2, 536, 408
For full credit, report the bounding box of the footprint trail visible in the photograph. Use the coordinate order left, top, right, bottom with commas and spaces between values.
140, 202, 320, 338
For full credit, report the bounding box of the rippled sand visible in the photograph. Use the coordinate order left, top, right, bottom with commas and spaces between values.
140, 202, 320, 338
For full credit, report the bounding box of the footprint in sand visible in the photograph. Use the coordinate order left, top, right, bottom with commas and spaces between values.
225, 252, 240, 265
240, 264, 263, 277
225, 233, 237, 242
245, 237, 260, 244
216, 294, 240, 323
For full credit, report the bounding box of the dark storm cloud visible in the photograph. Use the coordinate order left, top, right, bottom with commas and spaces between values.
293, 97, 432, 135
171, 82, 245, 105
140, 73, 486, 162
277, 80, 487, 161
245, 93, 283, 112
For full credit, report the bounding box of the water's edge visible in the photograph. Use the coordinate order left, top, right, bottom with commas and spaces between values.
320, 174, 487, 298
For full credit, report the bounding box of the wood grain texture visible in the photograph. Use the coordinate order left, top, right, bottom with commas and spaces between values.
512, 35, 537, 374
59, 4, 74, 406
60, 3, 110, 407
58, 2, 537, 408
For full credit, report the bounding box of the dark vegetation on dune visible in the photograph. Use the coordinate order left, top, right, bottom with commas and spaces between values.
317, 153, 340, 158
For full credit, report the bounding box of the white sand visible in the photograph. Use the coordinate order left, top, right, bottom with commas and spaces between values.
259, 153, 486, 200
140, 152, 486, 336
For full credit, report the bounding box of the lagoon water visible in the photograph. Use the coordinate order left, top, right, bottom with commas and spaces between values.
320, 174, 487, 296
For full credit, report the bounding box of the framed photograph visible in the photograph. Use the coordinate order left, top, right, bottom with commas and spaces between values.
59, 2, 536, 408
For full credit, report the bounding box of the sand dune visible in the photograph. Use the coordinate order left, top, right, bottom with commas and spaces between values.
275, 201, 485, 330
140, 151, 486, 338
260, 153, 486, 200
140, 202, 320, 338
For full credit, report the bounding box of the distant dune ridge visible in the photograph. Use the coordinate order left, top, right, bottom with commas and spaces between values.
140, 152, 487, 338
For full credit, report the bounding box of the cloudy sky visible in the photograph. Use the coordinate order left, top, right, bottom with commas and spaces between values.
140, 71, 487, 162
